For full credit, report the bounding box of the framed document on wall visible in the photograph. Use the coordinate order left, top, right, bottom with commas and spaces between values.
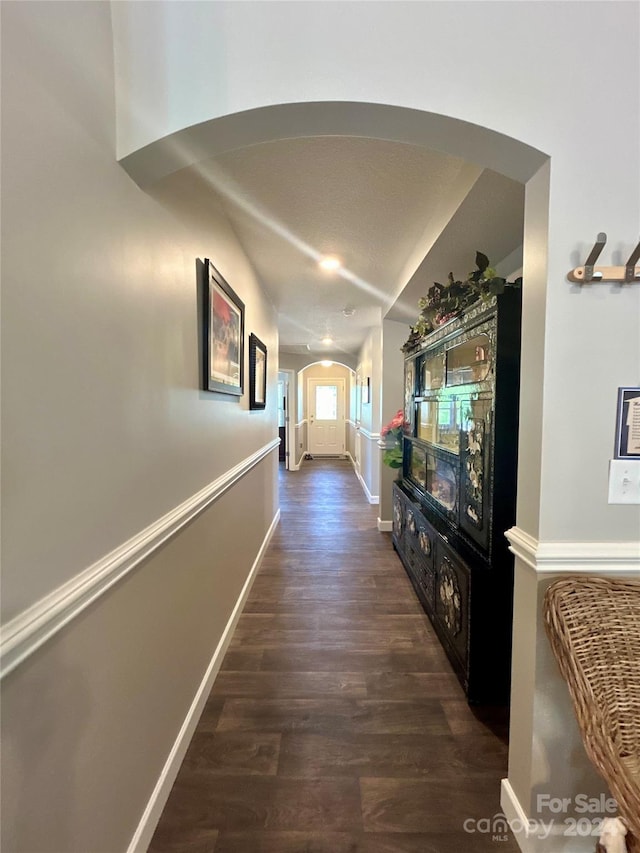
614, 387, 640, 458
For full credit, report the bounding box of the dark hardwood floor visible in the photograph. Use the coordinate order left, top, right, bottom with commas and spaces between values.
149, 459, 518, 852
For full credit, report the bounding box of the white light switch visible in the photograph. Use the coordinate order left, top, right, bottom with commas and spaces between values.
608, 459, 640, 504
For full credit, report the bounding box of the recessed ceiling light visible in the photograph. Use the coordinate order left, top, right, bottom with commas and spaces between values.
322, 336, 333, 345
321, 360, 333, 367
318, 256, 341, 272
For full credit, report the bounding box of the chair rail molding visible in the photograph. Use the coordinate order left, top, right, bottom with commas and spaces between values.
358, 427, 381, 441
505, 527, 640, 574
0, 439, 281, 679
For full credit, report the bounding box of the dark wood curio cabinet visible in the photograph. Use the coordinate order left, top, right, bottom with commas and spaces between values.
393, 290, 521, 703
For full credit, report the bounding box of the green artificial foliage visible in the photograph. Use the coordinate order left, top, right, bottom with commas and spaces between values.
382, 446, 403, 468
402, 252, 521, 353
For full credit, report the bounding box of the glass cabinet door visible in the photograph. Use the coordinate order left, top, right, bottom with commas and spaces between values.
417, 398, 461, 453
426, 452, 458, 512
417, 401, 437, 445
446, 334, 491, 386
421, 351, 445, 392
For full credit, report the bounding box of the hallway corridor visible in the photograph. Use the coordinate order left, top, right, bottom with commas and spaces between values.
149, 459, 517, 852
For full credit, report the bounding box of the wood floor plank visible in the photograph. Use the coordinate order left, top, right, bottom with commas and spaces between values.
216, 698, 450, 735
229, 628, 425, 651
278, 732, 509, 778
152, 776, 363, 833
364, 671, 463, 699
180, 732, 281, 776
248, 575, 378, 594
360, 777, 506, 833
260, 648, 452, 673
219, 650, 263, 672
242, 598, 426, 615
210, 671, 368, 699
248, 586, 400, 604
266, 539, 380, 553
212, 830, 499, 852
233, 613, 432, 632
441, 699, 510, 740
147, 826, 218, 853
258, 558, 399, 576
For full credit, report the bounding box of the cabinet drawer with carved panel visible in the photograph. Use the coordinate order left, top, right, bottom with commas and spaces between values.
392, 488, 435, 616
434, 541, 470, 686
413, 514, 436, 610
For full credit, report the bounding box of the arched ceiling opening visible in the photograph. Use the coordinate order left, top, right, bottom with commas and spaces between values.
123, 102, 547, 356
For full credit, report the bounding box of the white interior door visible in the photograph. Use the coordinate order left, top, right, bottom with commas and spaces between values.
308, 377, 345, 456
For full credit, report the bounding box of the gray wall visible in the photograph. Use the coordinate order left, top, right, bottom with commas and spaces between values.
1, 3, 279, 850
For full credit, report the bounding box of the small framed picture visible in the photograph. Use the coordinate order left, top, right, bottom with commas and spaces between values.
249, 333, 267, 409
203, 259, 244, 395
614, 387, 640, 458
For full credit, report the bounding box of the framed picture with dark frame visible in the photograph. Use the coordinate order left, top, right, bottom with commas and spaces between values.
249, 333, 267, 409
614, 386, 640, 458
203, 259, 244, 395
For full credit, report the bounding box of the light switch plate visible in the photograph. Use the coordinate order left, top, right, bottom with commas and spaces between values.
608, 459, 640, 504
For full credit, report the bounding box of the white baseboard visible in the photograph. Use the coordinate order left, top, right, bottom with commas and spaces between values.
356, 468, 379, 504
502, 778, 535, 853
501, 778, 600, 853
128, 508, 281, 853
346, 451, 379, 504
377, 518, 392, 532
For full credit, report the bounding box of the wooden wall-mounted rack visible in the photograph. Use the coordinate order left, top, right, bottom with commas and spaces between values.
568, 233, 640, 284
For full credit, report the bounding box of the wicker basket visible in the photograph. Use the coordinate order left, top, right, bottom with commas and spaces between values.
544, 576, 640, 853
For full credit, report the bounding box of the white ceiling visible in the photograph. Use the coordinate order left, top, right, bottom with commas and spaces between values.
157, 136, 525, 357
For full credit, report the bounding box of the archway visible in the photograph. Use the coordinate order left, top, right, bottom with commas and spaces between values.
119, 99, 555, 848
121, 99, 548, 539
